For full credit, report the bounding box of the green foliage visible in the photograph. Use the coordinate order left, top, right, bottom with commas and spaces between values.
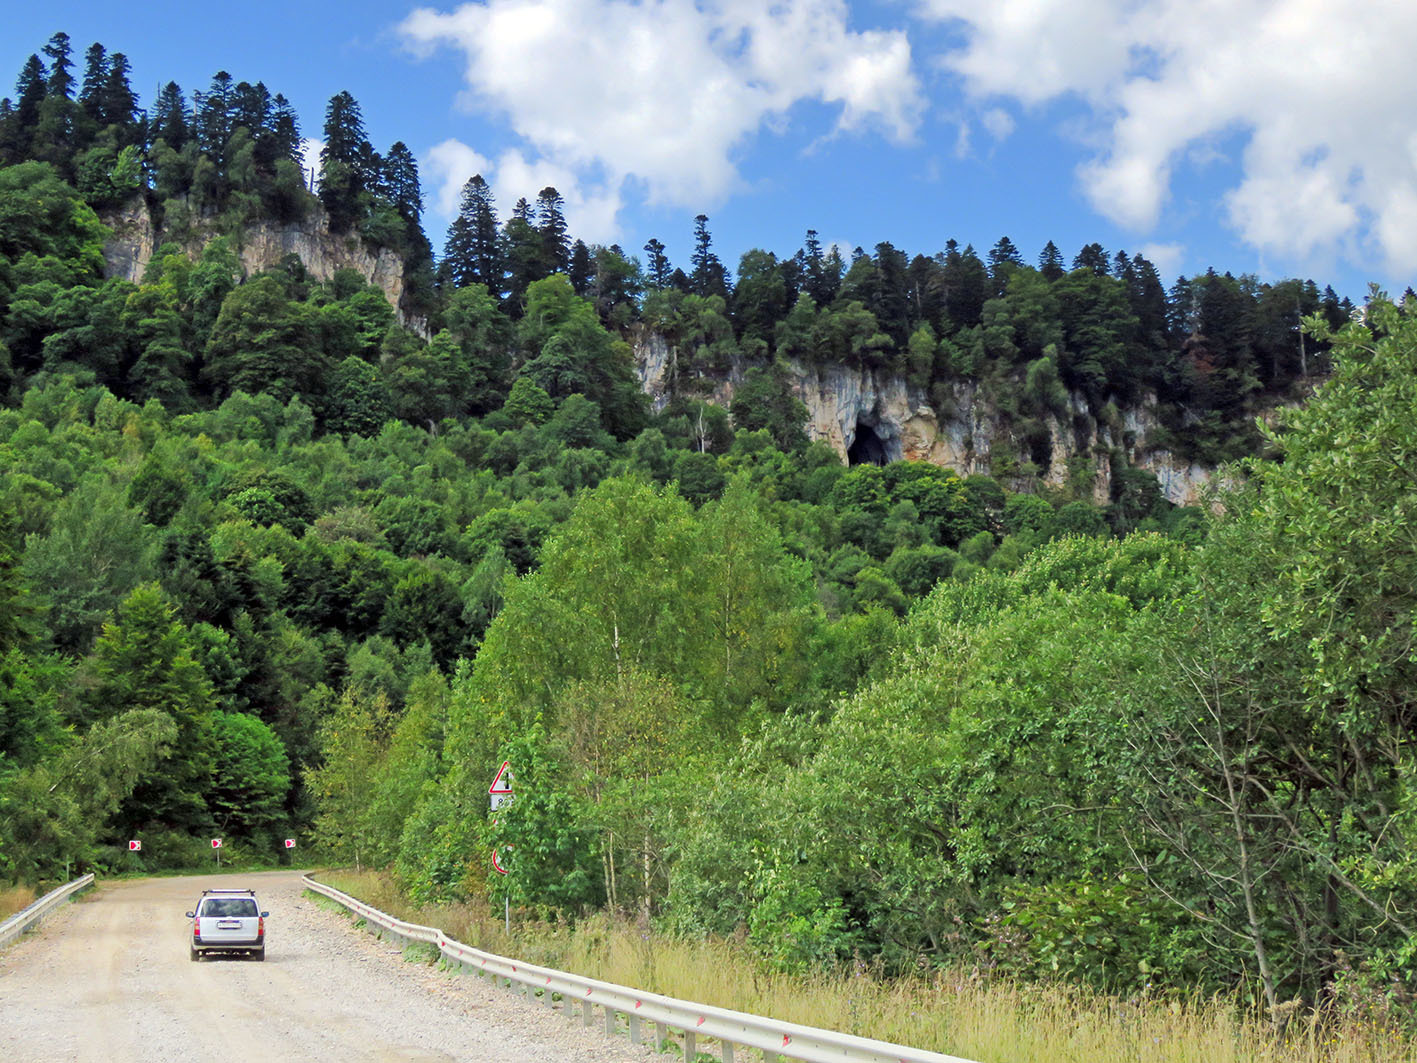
306, 684, 391, 868
3, 41, 1372, 1008
208, 710, 291, 837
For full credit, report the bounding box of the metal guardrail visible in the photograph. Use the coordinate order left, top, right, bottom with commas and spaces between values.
0, 873, 96, 949
302, 874, 980, 1063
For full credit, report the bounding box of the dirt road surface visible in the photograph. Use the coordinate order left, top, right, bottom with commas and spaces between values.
0, 870, 659, 1063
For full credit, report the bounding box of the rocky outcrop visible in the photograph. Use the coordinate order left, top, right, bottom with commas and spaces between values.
632, 334, 1217, 506
101, 197, 418, 330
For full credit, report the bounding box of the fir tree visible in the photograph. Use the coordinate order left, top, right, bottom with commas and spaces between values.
382, 141, 422, 224
1073, 242, 1109, 276
100, 53, 137, 140
319, 90, 369, 231
78, 42, 108, 125
1038, 240, 1065, 281
42, 33, 74, 100
268, 93, 301, 164
0, 55, 47, 163
193, 71, 235, 169
536, 185, 570, 277
151, 81, 189, 150
691, 214, 730, 299
643, 238, 671, 290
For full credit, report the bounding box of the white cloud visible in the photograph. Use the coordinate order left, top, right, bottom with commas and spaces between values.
980, 107, 1014, 143
400, 0, 922, 224
920, 0, 1417, 277
300, 139, 324, 190
423, 139, 624, 244
1140, 241, 1185, 280
490, 149, 624, 244
425, 138, 492, 216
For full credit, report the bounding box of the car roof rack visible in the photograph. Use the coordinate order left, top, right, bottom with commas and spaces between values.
201, 888, 257, 895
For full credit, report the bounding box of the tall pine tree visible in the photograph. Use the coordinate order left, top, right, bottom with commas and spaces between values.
319, 90, 369, 231
536, 186, 570, 277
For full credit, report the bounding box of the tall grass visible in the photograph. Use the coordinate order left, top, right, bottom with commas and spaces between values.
317, 870, 1417, 1063
0, 883, 36, 922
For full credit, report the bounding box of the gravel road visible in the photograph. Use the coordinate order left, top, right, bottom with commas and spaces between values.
0, 870, 663, 1063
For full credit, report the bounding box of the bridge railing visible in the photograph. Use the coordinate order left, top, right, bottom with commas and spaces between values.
302, 873, 980, 1063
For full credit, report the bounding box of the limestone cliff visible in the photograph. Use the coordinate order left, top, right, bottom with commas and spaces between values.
633, 332, 1217, 507
101, 197, 420, 331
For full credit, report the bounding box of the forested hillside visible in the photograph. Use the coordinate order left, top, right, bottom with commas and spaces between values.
2, 29, 1414, 1023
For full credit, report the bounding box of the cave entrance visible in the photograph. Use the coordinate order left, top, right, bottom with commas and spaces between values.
847, 422, 889, 466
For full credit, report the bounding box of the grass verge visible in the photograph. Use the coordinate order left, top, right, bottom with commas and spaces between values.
317, 870, 1417, 1063
0, 884, 37, 922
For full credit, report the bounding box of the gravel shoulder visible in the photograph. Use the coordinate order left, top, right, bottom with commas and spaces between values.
0, 870, 662, 1063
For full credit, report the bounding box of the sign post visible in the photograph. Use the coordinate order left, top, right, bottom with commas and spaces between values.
211, 837, 222, 869
489, 761, 513, 933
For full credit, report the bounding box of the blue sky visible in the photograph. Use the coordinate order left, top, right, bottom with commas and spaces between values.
8, 0, 1415, 300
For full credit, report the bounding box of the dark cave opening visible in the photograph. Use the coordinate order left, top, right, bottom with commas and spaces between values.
847, 422, 889, 466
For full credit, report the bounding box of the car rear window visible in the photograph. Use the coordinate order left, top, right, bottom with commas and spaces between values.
202, 898, 258, 917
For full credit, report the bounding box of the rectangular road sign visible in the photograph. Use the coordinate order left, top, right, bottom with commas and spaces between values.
284, 838, 295, 849
128, 840, 141, 851
211, 838, 222, 849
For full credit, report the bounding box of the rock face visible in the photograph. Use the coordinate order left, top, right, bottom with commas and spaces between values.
101, 197, 417, 329
633, 334, 1217, 506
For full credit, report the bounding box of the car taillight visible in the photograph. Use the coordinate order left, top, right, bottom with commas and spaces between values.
193, 919, 201, 940
258, 915, 264, 936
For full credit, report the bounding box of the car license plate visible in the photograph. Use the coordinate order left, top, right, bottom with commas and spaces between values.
217, 919, 242, 929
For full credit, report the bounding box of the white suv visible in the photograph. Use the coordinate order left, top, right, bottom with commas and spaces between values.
187, 888, 268, 961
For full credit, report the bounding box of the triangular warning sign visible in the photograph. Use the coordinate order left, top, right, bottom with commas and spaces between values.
489, 760, 513, 795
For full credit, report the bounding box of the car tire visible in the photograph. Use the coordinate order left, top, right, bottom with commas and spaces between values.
190, 946, 200, 962
252, 949, 265, 962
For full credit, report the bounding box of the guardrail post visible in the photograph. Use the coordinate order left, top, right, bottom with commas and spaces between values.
604, 1007, 616, 1036
763, 1054, 778, 1063
722, 1040, 735, 1062
582, 999, 593, 1026
655, 1022, 667, 1051
629, 1013, 641, 1043
685, 1030, 697, 1060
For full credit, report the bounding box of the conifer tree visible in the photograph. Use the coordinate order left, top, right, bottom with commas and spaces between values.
319, 90, 369, 231
503, 197, 542, 311
0, 55, 47, 163
988, 235, 1023, 271
193, 71, 235, 169
801, 229, 841, 305
35, 34, 77, 171
691, 214, 730, 300
1038, 240, 1065, 281
569, 238, 593, 296
151, 81, 189, 150
444, 174, 502, 293
467, 174, 502, 293
100, 53, 137, 141
443, 211, 475, 289
643, 238, 671, 290
78, 42, 108, 125
269, 93, 301, 164
382, 142, 422, 225
536, 185, 570, 276
233, 80, 272, 137
1073, 242, 1110, 276
42, 33, 74, 100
